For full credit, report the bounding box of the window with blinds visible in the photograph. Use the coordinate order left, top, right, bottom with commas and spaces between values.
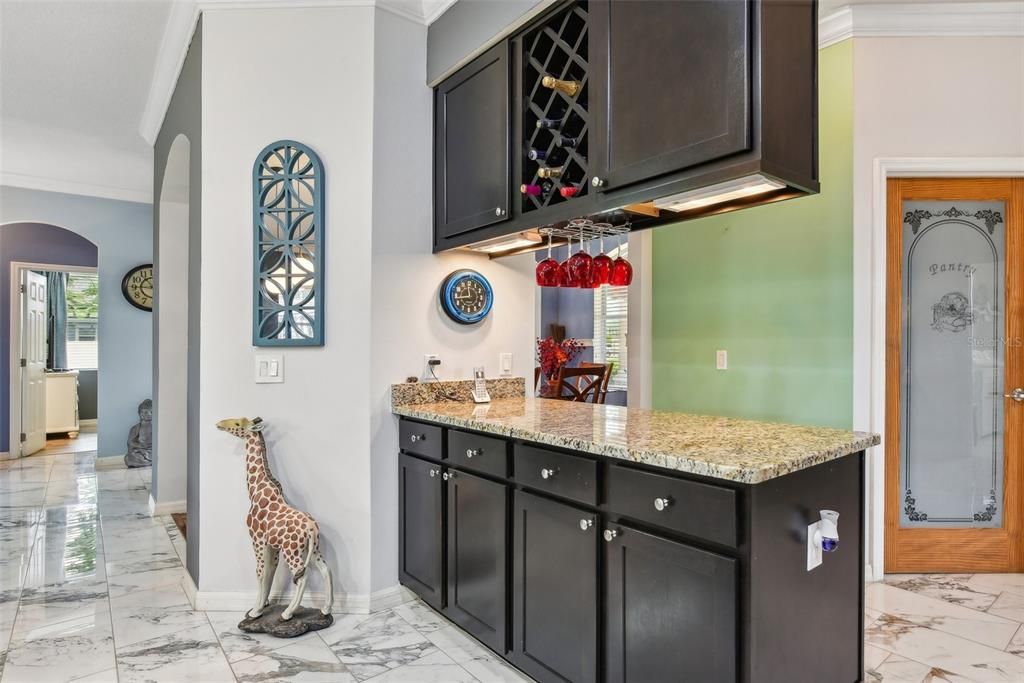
593, 245, 628, 391
66, 272, 98, 370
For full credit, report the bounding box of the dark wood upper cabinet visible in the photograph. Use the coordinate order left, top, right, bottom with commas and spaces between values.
434, 41, 511, 242
589, 0, 751, 192
398, 454, 444, 609
445, 470, 508, 653
604, 523, 737, 683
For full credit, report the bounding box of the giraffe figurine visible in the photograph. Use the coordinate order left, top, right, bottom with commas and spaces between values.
216, 416, 333, 621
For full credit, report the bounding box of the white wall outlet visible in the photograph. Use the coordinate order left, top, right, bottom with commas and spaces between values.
499, 352, 513, 376
807, 521, 823, 571
255, 353, 284, 384
716, 349, 728, 370
423, 354, 440, 379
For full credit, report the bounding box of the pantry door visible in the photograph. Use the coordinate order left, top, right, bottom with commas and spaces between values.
885, 178, 1024, 573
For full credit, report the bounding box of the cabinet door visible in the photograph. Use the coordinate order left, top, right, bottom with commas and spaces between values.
604, 523, 737, 683
398, 454, 444, 609
513, 491, 597, 683
446, 470, 508, 653
590, 0, 751, 192
434, 42, 510, 240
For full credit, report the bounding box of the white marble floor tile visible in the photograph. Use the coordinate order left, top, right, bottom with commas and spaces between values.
865, 653, 933, 682
866, 582, 1021, 649
867, 613, 1024, 681
968, 574, 1024, 599
393, 600, 451, 634
1006, 623, 1024, 657
68, 668, 118, 682
426, 625, 532, 682
105, 548, 185, 597
116, 621, 236, 683
207, 610, 324, 663
322, 610, 438, 681
884, 574, 1002, 611
230, 637, 355, 682
109, 584, 209, 648
3, 607, 116, 683
987, 591, 1024, 623
361, 649, 477, 683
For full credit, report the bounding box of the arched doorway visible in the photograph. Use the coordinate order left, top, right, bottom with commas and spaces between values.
152, 134, 190, 512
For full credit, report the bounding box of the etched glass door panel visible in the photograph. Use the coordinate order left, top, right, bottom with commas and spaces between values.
900, 201, 1006, 527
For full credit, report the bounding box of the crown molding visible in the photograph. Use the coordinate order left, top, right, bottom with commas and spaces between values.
820, 2, 1024, 49
1, 172, 152, 205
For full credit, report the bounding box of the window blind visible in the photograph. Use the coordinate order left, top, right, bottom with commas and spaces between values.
593, 245, 628, 391
66, 273, 98, 370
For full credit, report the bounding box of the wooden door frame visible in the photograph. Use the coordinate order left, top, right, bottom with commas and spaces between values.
883, 177, 1023, 573
7, 261, 97, 460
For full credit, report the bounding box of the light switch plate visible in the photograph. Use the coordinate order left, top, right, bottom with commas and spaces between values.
255, 353, 284, 384
716, 350, 728, 370
499, 352, 513, 376
807, 521, 823, 571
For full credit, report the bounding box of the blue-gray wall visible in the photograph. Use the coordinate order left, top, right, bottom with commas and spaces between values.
154, 18, 202, 583
0, 223, 98, 451
0, 191, 152, 456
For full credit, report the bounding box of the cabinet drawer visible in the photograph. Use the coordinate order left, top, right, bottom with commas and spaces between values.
399, 419, 443, 461
448, 430, 508, 478
606, 465, 737, 547
514, 444, 598, 505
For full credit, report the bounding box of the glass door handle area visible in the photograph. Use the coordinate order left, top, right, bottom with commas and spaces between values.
1005, 388, 1024, 402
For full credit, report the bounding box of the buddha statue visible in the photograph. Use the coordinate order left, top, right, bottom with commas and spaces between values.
124, 399, 153, 468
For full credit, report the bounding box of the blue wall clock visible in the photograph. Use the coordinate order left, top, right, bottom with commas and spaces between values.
439, 270, 494, 325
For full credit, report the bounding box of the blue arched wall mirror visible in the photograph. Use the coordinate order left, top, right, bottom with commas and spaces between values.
252, 140, 325, 346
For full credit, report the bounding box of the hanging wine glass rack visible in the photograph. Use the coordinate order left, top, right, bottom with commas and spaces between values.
521, 0, 590, 214
537, 218, 629, 243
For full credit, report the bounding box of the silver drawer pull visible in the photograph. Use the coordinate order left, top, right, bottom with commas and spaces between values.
579, 518, 593, 531
466, 448, 482, 458
443, 471, 457, 481
410, 434, 425, 443
540, 467, 558, 480
603, 529, 619, 543
654, 497, 674, 512
429, 468, 439, 478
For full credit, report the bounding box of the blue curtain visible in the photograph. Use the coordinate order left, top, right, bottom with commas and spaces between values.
46, 271, 68, 370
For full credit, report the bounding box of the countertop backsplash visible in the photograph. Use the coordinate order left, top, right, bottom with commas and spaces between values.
390, 377, 526, 407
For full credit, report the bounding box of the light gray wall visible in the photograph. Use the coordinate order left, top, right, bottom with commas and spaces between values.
78, 370, 98, 420
154, 18, 202, 582
427, 0, 546, 83
0, 188, 153, 457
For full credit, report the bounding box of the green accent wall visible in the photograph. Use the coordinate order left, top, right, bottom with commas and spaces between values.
651, 42, 853, 428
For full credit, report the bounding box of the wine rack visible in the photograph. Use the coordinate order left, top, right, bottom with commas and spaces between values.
521, 1, 589, 214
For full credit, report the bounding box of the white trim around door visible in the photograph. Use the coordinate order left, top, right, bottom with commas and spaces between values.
858, 157, 1024, 581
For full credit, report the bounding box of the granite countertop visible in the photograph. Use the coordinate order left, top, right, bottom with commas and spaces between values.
392, 397, 880, 484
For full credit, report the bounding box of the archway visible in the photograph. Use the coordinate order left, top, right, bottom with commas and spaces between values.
151, 134, 190, 512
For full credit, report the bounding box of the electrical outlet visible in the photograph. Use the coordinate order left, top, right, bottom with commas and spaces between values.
423, 354, 440, 379
716, 349, 728, 370
499, 353, 513, 376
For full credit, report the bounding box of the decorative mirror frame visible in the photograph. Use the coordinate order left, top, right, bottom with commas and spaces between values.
252, 140, 325, 346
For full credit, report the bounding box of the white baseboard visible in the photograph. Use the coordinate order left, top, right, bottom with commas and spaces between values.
79, 419, 98, 427
195, 584, 415, 614
181, 570, 199, 609
0, 451, 15, 461
95, 456, 127, 471
149, 495, 186, 516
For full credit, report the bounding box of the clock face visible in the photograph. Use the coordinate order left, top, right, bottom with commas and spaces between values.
440, 270, 494, 325
121, 264, 154, 311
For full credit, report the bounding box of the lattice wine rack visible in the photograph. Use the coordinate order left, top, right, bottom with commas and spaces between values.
521, 1, 589, 214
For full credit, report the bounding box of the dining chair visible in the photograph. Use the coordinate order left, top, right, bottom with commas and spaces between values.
579, 361, 614, 404
552, 365, 607, 403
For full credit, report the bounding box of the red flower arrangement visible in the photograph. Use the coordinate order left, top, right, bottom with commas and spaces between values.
536, 337, 584, 380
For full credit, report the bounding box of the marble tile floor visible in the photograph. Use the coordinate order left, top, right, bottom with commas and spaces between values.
3, 450, 1024, 682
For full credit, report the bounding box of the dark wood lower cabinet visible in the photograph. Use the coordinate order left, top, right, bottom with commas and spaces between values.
513, 491, 598, 683
604, 523, 737, 683
398, 453, 444, 609
445, 470, 508, 653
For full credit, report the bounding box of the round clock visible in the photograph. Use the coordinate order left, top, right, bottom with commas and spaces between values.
121, 264, 154, 311
439, 270, 494, 325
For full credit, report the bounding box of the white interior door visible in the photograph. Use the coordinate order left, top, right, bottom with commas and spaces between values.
21, 270, 47, 455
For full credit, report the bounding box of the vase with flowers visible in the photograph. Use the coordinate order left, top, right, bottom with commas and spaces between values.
536, 336, 584, 397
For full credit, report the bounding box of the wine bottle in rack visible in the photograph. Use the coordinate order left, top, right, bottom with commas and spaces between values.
559, 186, 579, 198
556, 135, 580, 149
535, 117, 563, 131
542, 75, 581, 97
521, 182, 552, 197
537, 166, 564, 179
527, 148, 547, 161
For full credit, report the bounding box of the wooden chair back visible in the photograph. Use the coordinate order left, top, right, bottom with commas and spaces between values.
579, 361, 614, 404
553, 365, 606, 403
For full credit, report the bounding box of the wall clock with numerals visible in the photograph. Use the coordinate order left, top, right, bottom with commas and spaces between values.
439, 269, 493, 325
121, 264, 154, 311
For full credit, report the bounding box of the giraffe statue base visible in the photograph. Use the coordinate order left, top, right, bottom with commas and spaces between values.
237, 604, 334, 638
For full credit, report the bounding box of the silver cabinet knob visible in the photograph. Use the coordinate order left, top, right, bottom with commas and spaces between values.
410, 434, 424, 443
466, 448, 482, 458
579, 518, 593, 531
540, 467, 557, 480
428, 468, 439, 478
591, 176, 605, 188
603, 529, 619, 543
443, 471, 457, 481
495, 207, 506, 216
1005, 388, 1024, 402
654, 497, 674, 512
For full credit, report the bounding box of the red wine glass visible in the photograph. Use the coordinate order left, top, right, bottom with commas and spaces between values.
559, 235, 579, 287
535, 232, 560, 287
591, 224, 613, 285
610, 231, 634, 286
567, 221, 593, 286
